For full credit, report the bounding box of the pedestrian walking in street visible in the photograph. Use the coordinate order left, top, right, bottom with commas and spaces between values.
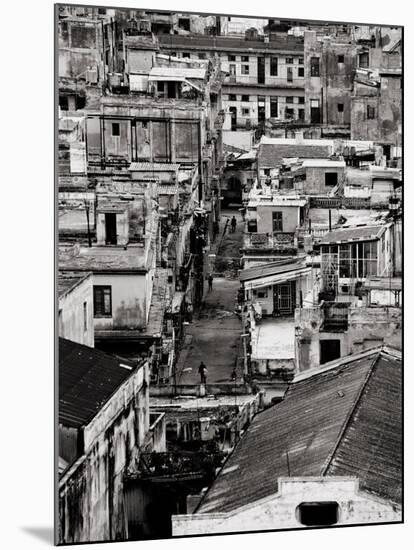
231, 215, 237, 233
231, 367, 237, 382
198, 361, 208, 384
208, 273, 213, 292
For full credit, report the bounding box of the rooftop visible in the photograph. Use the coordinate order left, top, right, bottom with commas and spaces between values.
59, 338, 137, 429
159, 34, 304, 53
318, 223, 388, 245
58, 272, 91, 299
301, 159, 346, 168
149, 66, 206, 80
197, 346, 402, 514
59, 244, 148, 272
251, 317, 295, 361
129, 162, 180, 172
258, 138, 334, 168
240, 257, 307, 283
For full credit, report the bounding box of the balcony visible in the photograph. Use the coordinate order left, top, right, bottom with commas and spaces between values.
321, 302, 350, 331
244, 231, 297, 252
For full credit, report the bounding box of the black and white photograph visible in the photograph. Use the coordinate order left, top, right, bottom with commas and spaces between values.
55, 3, 402, 545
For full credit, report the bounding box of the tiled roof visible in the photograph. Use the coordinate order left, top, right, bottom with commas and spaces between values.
318, 224, 387, 244
197, 347, 402, 514
58, 272, 90, 298
239, 257, 306, 282
59, 338, 136, 429
259, 143, 332, 168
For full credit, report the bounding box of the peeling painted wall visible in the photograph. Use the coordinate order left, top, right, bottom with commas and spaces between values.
59, 363, 154, 544
59, 274, 94, 347
172, 477, 401, 535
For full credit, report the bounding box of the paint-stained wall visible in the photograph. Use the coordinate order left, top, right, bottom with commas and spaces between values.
59, 274, 94, 347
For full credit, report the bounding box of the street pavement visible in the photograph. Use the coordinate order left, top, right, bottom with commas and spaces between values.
175, 210, 244, 385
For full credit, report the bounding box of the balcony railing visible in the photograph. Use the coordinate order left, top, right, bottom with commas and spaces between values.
245, 231, 296, 250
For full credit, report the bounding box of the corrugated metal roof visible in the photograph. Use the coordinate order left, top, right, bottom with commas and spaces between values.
240, 257, 306, 282
149, 66, 206, 80
129, 162, 180, 172
258, 143, 333, 168
59, 245, 147, 272
318, 224, 387, 244
198, 347, 401, 514
59, 338, 136, 429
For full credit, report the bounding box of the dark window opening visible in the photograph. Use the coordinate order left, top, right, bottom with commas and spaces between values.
297, 502, 339, 527
241, 65, 250, 75
83, 302, 88, 332
337, 103, 344, 112
241, 95, 249, 102
270, 98, 278, 118
367, 105, 375, 119
320, 340, 341, 364
59, 95, 69, 111
285, 57, 293, 64
270, 57, 278, 76
272, 211, 283, 232
229, 94, 237, 101
298, 109, 305, 121
338, 54, 344, 63
298, 57, 304, 64
228, 55, 236, 62
178, 18, 190, 31
310, 57, 320, 77
287, 67, 293, 82
298, 96, 305, 104
105, 212, 117, 244
112, 122, 120, 136
285, 108, 294, 119
359, 52, 369, 68
298, 67, 304, 77
241, 56, 249, 63
325, 172, 338, 187
93, 286, 112, 317
247, 219, 257, 233
182, 52, 190, 59
286, 97, 294, 104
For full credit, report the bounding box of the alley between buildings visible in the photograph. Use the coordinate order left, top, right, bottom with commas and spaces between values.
175, 210, 244, 385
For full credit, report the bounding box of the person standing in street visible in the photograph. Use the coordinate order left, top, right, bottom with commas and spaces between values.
198, 361, 207, 384
231, 215, 237, 233
208, 273, 213, 292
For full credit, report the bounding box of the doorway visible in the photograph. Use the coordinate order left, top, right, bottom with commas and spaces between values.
273, 281, 296, 316
320, 339, 341, 364
229, 107, 237, 131
105, 213, 117, 245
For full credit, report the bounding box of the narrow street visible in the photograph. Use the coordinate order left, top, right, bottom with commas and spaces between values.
175, 209, 244, 385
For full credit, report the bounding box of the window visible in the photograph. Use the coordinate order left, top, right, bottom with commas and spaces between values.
182, 52, 190, 58
337, 242, 378, 279
229, 64, 236, 76
298, 57, 304, 64
229, 94, 237, 101
298, 108, 305, 121
298, 67, 304, 77
241, 64, 249, 74
287, 67, 293, 82
285, 57, 293, 64
367, 105, 376, 119
337, 54, 344, 63
228, 54, 236, 62
257, 290, 268, 298
241, 55, 249, 62
297, 502, 339, 526
241, 94, 249, 102
270, 57, 278, 76
198, 53, 206, 59
286, 97, 294, 104
285, 107, 294, 119
242, 108, 250, 116
337, 103, 344, 112
112, 123, 120, 136
325, 172, 338, 187
359, 51, 369, 68
93, 286, 112, 317
310, 57, 320, 76
83, 302, 88, 332
272, 211, 283, 232
298, 96, 305, 104
270, 98, 278, 117
310, 98, 321, 123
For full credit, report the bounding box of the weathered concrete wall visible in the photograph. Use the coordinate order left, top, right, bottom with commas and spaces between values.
295, 305, 401, 371
59, 363, 152, 544
59, 274, 94, 347
256, 205, 300, 234
59, 20, 103, 80
172, 477, 401, 535
298, 166, 345, 194
96, 209, 129, 246
92, 273, 147, 332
